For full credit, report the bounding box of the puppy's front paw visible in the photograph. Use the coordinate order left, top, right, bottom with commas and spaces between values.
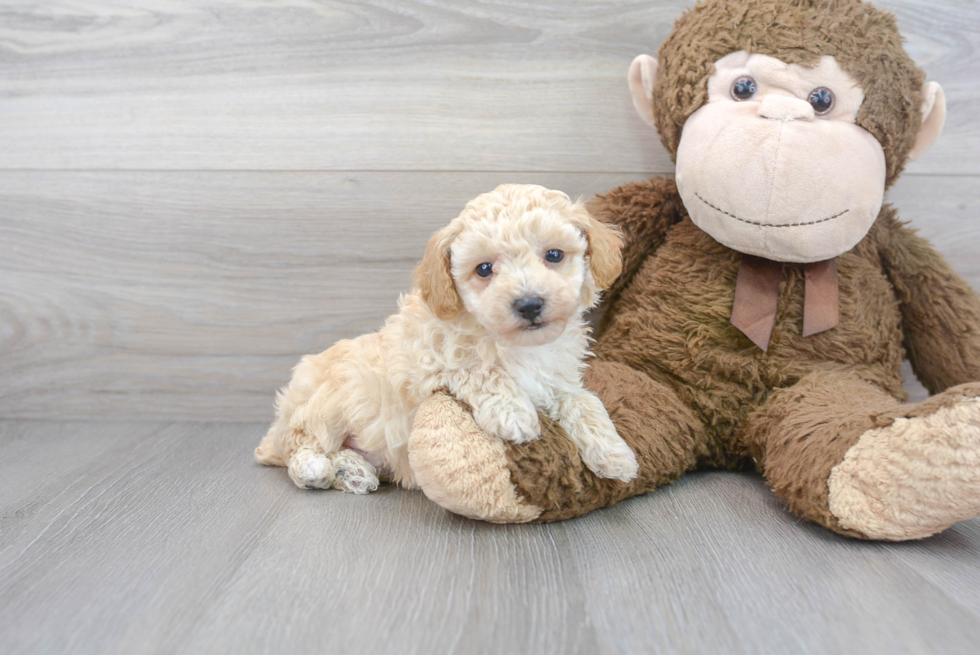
580, 436, 639, 483
476, 401, 541, 444
497, 409, 541, 444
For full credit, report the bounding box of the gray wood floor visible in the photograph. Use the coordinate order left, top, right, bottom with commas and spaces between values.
2, 1, 980, 653
2, 419, 979, 655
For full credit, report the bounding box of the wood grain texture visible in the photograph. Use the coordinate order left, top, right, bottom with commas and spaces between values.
1, 171, 975, 420
2, 3, 979, 653
0, 0, 977, 173
1, 419, 979, 655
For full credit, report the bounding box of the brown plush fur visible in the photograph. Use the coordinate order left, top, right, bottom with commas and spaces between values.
409, 0, 980, 538
652, 0, 924, 187
873, 213, 980, 392
503, 360, 739, 522
501, 176, 980, 534
737, 370, 901, 538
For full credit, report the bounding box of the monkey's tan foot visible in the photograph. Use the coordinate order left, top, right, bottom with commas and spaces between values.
829, 392, 980, 541
409, 392, 542, 523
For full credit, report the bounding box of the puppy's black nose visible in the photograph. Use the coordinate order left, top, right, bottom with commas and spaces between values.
513, 296, 545, 322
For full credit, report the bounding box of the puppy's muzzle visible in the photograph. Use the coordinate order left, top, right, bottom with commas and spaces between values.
513, 296, 545, 323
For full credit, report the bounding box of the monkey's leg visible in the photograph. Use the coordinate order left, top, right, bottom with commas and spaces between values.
740, 370, 980, 540
409, 360, 711, 523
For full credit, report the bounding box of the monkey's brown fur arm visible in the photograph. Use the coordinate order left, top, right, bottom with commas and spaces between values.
587, 176, 685, 305
873, 207, 980, 393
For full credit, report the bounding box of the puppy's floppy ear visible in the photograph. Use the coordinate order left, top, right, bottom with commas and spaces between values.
571, 203, 623, 291
414, 224, 464, 320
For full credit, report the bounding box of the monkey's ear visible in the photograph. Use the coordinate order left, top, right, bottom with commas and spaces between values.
908, 81, 946, 162
628, 54, 659, 130
414, 225, 464, 320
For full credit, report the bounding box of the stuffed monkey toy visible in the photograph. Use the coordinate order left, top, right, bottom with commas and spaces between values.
407, 0, 980, 540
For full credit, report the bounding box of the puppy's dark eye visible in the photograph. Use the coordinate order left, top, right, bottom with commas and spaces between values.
808, 87, 834, 115
545, 249, 564, 263
731, 76, 757, 101
476, 262, 493, 278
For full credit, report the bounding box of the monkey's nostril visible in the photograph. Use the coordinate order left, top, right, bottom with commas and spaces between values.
513, 296, 545, 322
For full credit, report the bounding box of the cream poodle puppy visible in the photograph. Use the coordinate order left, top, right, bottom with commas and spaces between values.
255, 184, 639, 493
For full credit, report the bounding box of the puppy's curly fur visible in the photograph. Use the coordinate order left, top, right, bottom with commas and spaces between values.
255, 184, 638, 493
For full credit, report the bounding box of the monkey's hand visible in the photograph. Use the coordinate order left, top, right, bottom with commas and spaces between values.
874, 210, 980, 392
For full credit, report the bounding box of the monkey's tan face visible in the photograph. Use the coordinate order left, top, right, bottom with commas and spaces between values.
675, 52, 886, 263
451, 208, 590, 347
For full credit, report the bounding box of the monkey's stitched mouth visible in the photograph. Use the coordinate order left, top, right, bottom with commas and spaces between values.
695, 192, 849, 227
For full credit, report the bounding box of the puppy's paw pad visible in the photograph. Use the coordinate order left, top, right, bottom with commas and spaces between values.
582, 440, 639, 482
334, 467, 380, 494
287, 450, 334, 489
331, 451, 380, 494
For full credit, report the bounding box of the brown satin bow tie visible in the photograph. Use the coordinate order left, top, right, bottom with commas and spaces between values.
730, 255, 839, 351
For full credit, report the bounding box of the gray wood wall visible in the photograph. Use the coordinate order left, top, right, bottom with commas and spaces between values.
2, 0, 978, 422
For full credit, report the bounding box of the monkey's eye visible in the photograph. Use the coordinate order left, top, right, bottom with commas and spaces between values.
475, 262, 493, 278
808, 87, 835, 115
731, 76, 757, 101
545, 249, 564, 263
